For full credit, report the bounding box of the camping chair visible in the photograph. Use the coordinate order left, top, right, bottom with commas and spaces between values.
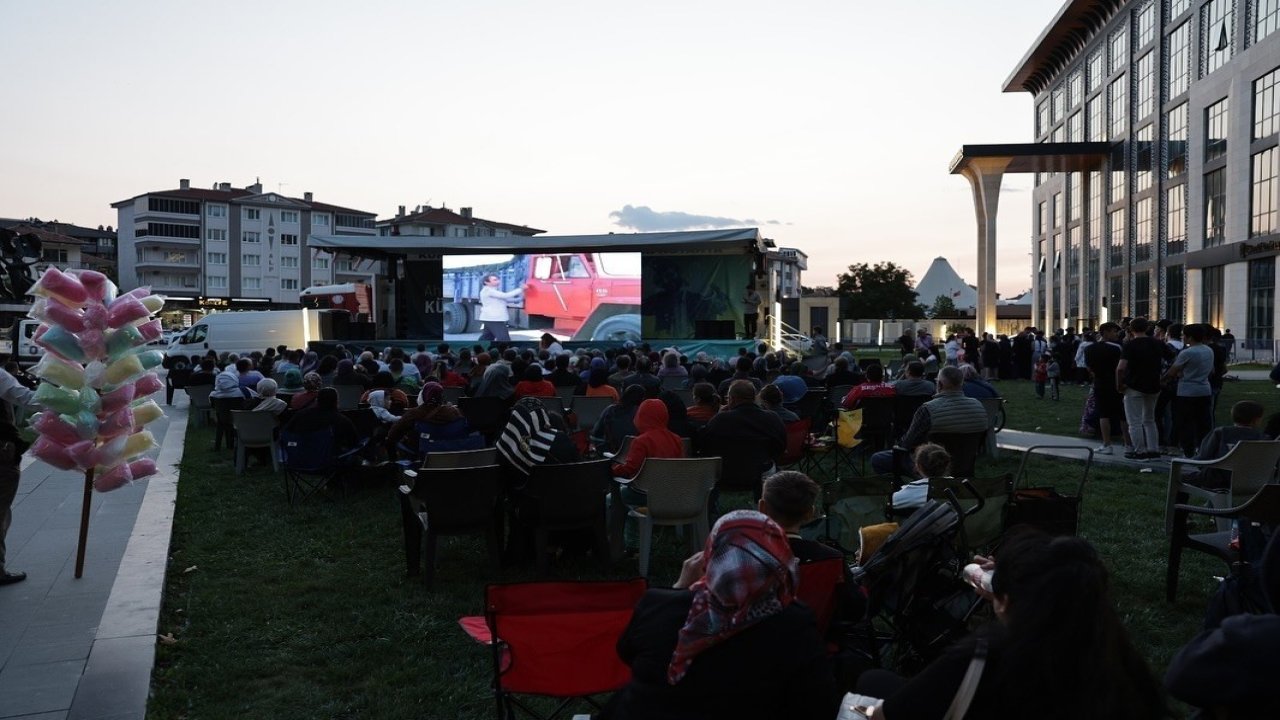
978, 397, 1005, 457
1165, 441, 1280, 601
333, 384, 364, 410
424, 447, 498, 469
459, 396, 513, 443
458, 578, 648, 720
166, 367, 191, 406
568, 396, 613, 433
788, 388, 826, 426
1166, 484, 1280, 608
342, 407, 383, 461
230, 410, 280, 475
891, 395, 929, 442
185, 385, 214, 427
398, 464, 503, 589
927, 431, 987, 480
778, 418, 813, 469
519, 459, 613, 574
279, 428, 363, 505
212, 396, 244, 451
625, 457, 720, 576
796, 556, 846, 638
856, 396, 895, 452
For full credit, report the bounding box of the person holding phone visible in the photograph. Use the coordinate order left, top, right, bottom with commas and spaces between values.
478, 273, 526, 343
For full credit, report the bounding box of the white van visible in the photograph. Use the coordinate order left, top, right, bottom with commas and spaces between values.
168, 309, 323, 359
8, 319, 40, 367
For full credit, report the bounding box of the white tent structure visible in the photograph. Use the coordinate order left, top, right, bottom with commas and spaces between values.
915, 257, 978, 312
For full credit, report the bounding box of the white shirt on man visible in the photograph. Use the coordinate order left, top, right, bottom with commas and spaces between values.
479, 285, 523, 322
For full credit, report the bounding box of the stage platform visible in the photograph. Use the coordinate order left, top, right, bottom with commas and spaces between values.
307, 338, 760, 359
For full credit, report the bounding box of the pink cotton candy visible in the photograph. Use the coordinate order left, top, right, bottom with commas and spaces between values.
30, 298, 87, 333
33, 412, 83, 446
33, 324, 47, 341
82, 304, 108, 331
118, 287, 151, 301
134, 373, 163, 397
78, 329, 106, 361
106, 297, 149, 328
66, 439, 99, 470
32, 267, 89, 307
98, 407, 135, 440
73, 270, 109, 301
137, 319, 163, 342
99, 383, 136, 413
94, 458, 158, 492
31, 436, 78, 471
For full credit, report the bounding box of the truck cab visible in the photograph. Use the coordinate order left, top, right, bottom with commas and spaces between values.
525, 252, 640, 341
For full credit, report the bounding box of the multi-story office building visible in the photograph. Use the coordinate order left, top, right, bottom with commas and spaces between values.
766, 247, 807, 300
1011, 0, 1280, 351
113, 180, 377, 315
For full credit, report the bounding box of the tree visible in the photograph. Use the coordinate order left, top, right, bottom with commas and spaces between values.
929, 294, 958, 318
836, 261, 925, 319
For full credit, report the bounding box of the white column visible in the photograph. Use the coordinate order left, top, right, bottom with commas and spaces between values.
960, 159, 1008, 336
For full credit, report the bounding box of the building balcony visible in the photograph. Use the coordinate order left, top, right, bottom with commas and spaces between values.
135, 256, 200, 270
134, 235, 201, 247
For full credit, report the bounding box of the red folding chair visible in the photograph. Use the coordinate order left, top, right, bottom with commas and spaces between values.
778, 417, 812, 469
795, 556, 845, 638
459, 578, 648, 720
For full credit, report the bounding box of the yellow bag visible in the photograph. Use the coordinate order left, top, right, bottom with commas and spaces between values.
836, 409, 863, 449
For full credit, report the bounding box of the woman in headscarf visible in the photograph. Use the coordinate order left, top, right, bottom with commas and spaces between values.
467, 352, 492, 396
384, 382, 479, 458
657, 351, 688, 378
497, 397, 580, 482
316, 355, 339, 386
685, 362, 709, 390
280, 368, 305, 394
580, 356, 607, 385
513, 363, 556, 399
591, 384, 645, 454
288, 372, 325, 410
282, 387, 359, 454
412, 352, 434, 382
362, 371, 409, 412
333, 359, 370, 389
474, 362, 516, 401
686, 382, 721, 425
581, 364, 620, 402
300, 350, 320, 375
601, 510, 835, 720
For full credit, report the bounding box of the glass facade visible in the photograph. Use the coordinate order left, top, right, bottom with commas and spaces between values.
1136, 52, 1155, 119
1204, 0, 1235, 75
1109, 75, 1128, 137
1167, 184, 1187, 256
1248, 257, 1276, 348
1202, 265, 1225, 328
1088, 95, 1105, 141
1259, 0, 1280, 44
1204, 168, 1227, 247
1167, 103, 1188, 177
1136, 124, 1154, 192
1255, 66, 1280, 139
1135, 197, 1153, 262
1251, 147, 1279, 237
1206, 98, 1229, 161
1168, 21, 1192, 99
1137, 3, 1156, 47
1109, 208, 1127, 268
1166, 265, 1185, 322
1110, 23, 1129, 74
1134, 270, 1151, 318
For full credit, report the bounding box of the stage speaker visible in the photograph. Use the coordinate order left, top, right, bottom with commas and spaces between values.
695, 320, 736, 339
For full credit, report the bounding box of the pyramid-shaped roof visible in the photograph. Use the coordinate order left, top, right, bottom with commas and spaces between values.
915, 257, 977, 310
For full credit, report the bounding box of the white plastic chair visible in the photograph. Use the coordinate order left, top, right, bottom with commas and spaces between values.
627, 457, 721, 576
230, 410, 280, 474
1165, 440, 1280, 534
186, 385, 214, 427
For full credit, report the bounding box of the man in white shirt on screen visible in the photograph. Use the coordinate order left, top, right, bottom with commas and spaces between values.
478, 273, 526, 343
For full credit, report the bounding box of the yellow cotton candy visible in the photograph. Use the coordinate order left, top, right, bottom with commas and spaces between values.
121, 430, 157, 459
141, 295, 164, 313
104, 354, 144, 386
131, 400, 163, 427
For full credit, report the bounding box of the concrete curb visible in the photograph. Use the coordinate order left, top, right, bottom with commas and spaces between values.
66, 399, 189, 720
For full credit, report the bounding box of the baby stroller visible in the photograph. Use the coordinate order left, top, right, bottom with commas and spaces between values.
850, 498, 981, 675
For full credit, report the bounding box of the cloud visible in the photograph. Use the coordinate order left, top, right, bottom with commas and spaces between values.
1000, 185, 1028, 194
609, 204, 785, 231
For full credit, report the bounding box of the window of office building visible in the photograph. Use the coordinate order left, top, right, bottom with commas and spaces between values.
1206, 98, 1229, 161
1088, 50, 1104, 91
244, 208, 260, 221
281, 278, 299, 291
280, 233, 298, 246
206, 228, 226, 242
1168, 103, 1188, 177
1110, 208, 1127, 268
1168, 21, 1191, 99
1136, 124, 1154, 192
1166, 265, 1185, 322
1068, 112, 1083, 142
1054, 233, 1063, 281
1109, 276, 1126, 316
1168, 184, 1187, 255
1204, 0, 1235, 75
1136, 197, 1153, 262
1053, 125, 1067, 142
206, 252, 226, 265
1053, 86, 1064, 123
1205, 168, 1227, 247
1068, 70, 1083, 108
1069, 226, 1082, 278
1054, 192, 1064, 227
281, 256, 298, 268
243, 231, 260, 243
313, 214, 329, 227
1255, 67, 1280, 139
242, 254, 260, 266
1110, 145, 1127, 204
1134, 270, 1151, 318
207, 275, 227, 290
1258, 0, 1280, 43
207, 204, 226, 218
1037, 201, 1047, 235
1137, 3, 1156, 47
242, 277, 261, 291
1087, 95, 1105, 141
147, 197, 199, 215
1202, 265, 1225, 328
1110, 76, 1128, 138
1070, 174, 1082, 222
1037, 101, 1051, 137
281, 211, 299, 224
1110, 23, 1129, 74
1248, 257, 1276, 347
1136, 52, 1155, 119
1252, 147, 1279, 236
1069, 282, 1081, 317
1172, 0, 1192, 19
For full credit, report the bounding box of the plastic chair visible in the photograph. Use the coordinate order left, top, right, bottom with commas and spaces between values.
335, 384, 364, 411
796, 556, 846, 638
626, 457, 720, 576
185, 385, 214, 427
212, 396, 244, 451
569, 396, 613, 433
536, 396, 570, 419
555, 385, 577, 408
166, 367, 191, 406
424, 447, 498, 469
1165, 441, 1280, 601
1167, 484, 1280, 603
458, 578, 648, 720
230, 410, 280, 475
458, 396, 512, 442
521, 459, 613, 574
399, 464, 503, 589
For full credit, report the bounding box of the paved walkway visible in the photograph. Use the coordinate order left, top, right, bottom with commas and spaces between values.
0, 391, 187, 720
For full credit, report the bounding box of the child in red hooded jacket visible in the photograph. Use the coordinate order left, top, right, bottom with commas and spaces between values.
613, 398, 686, 554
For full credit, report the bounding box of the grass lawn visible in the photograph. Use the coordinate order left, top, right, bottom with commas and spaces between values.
1000, 378, 1277, 438
151, 421, 1232, 719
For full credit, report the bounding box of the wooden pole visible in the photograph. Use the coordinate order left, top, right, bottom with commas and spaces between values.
74, 468, 94, 579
